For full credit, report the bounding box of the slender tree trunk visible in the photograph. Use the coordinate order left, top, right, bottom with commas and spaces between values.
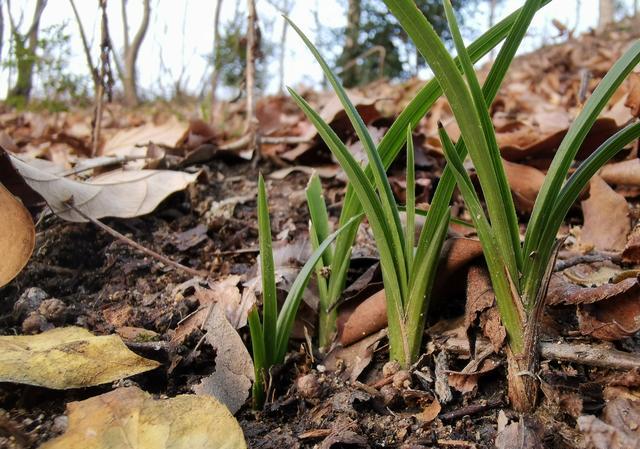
245, 0, 259, 148
69, 0, 99, 91
6, 0, 47, 103
635, 0, 638, 17
278, 15, 288, 94
598, 0, 615, 32
488, 0, 497, 61
210, 0, 223, 123
118, 0, 150, 107
0, 1, 4, 66
340, 0, 361, 87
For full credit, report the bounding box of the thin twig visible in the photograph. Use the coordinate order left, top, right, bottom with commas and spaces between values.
540, 341, 640, 370
66, 202, 208, 278
439, 398, 502, 421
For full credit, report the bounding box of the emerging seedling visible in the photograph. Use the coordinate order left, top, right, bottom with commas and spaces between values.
386, 0, 640, 411
289, 0, 552, 353
248, 174, 357, 408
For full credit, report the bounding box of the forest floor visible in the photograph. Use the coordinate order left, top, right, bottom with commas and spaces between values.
2, 23, 640, 449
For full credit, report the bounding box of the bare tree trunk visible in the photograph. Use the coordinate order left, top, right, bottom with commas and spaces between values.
6, 0, 47, 103
598, 0, 615, 32
574, 0, 581, 32
117, 0, 150, 107
488, 0, 497, 61
210, 0, 223, 124
635, 0, 638, 17
245, 0, 258, 144
92, 0, 115, 157
312, 1, 327, 89
0, 1, 4, 66
340, 0, 361, 87
69, 0, 99, 91
278, 15, 288, 94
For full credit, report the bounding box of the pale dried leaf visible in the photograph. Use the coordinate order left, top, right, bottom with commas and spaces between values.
193, 304, 254, 414
0, 183, 34, 287
580, 176, 630, 252
0, 327, 159, 389
40, 386, 247, 449
9, 155, 198, 222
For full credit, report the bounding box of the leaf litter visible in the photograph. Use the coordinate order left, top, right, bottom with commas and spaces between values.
4, 20, 640, 449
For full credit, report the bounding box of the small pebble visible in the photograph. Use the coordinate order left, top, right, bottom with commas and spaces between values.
38, 298, 67, 323
13, 287, 48, 321
380, 384, 400, 407
21, 312, 49, 334
51, 415, 68, 434
392, 370, 412, 389
382, 360, 401, 378
297, 373, 322, 399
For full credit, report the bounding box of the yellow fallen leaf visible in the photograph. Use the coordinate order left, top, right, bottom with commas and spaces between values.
0, 327, 159, 389
40, 386, 247, 449
0, 183, 35, 287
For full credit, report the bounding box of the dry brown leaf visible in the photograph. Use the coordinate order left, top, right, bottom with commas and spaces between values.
102, 118, 186, 163
495, 417, 544, 449
40, 386, 247, 449
0, 327, 159, 389
623, 225, 640, 263
601, 159, 640, 186
578, 398, 640, 449
503, 160, 546, 214
9, 155, 198, 222
580, 176, 630, 252
546, 273, 638, 306
324, 329, 387, 382
625, 72, 640, 118
193, 304, 254, 414
465, 266, 505, 353
339, 289, 387, 346
0, 183, 35, 287
414, 399, 441, 423
578, 289, 640, 340
447, 358, 499, 394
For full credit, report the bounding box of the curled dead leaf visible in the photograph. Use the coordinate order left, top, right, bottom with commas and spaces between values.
40, 386, 247, 449
578, 398, 640, 449
193, 304, 254, 414
580, 176, 630, 252
8, 154, 198, 222
0, 327, 159, 389
0, 183, 35, 287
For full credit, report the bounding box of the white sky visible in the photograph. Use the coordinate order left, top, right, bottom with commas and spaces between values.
0, 0, 613, 100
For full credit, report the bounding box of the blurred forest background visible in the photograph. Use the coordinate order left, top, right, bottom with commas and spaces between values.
0, 0, 636, 112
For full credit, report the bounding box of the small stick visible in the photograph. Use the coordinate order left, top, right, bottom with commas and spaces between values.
66, 202, 208, 278
540, 341, 640, 370
439, 398, 502, 421
554, 252, 621, 271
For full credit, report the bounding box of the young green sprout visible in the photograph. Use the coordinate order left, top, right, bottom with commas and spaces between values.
291, 0, 551, 352
386, 0, 640, 411
288, 0, 551, 368
248, 174, 357, 408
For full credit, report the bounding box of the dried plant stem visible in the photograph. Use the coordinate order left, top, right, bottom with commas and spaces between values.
67, 203, 207, 278
540, 341, 640, 370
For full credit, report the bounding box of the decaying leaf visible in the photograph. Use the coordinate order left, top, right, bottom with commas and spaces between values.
601, 159, 640, 187
414, 398, 441, 423
0, 183, 35, 287
324, 329, 387, 382
8, 155, 198, 222
0, 327, 159, 389
40, 386, 247, 449
465, 265, 505, 353
578, 398, 640, 449
503, 160, 546, 214
495, 416, 544, 449
339, 289, 387, 346
193, 304, 254, 414
624, 72, 640, 118
580, 176, 630, 252
622, 225, 640, 263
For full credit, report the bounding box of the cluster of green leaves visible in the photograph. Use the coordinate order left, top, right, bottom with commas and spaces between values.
292, 0, 552, 361
247, 175, 358, 407
387, 0, 640, 361
5, 23, 90, 110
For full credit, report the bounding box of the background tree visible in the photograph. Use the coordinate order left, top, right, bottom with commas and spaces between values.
598, 0, 615, 30
112, 0, 150, 106
210, 0, 224, 121
5, 0, 47, 105
335, 0, 472, 87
